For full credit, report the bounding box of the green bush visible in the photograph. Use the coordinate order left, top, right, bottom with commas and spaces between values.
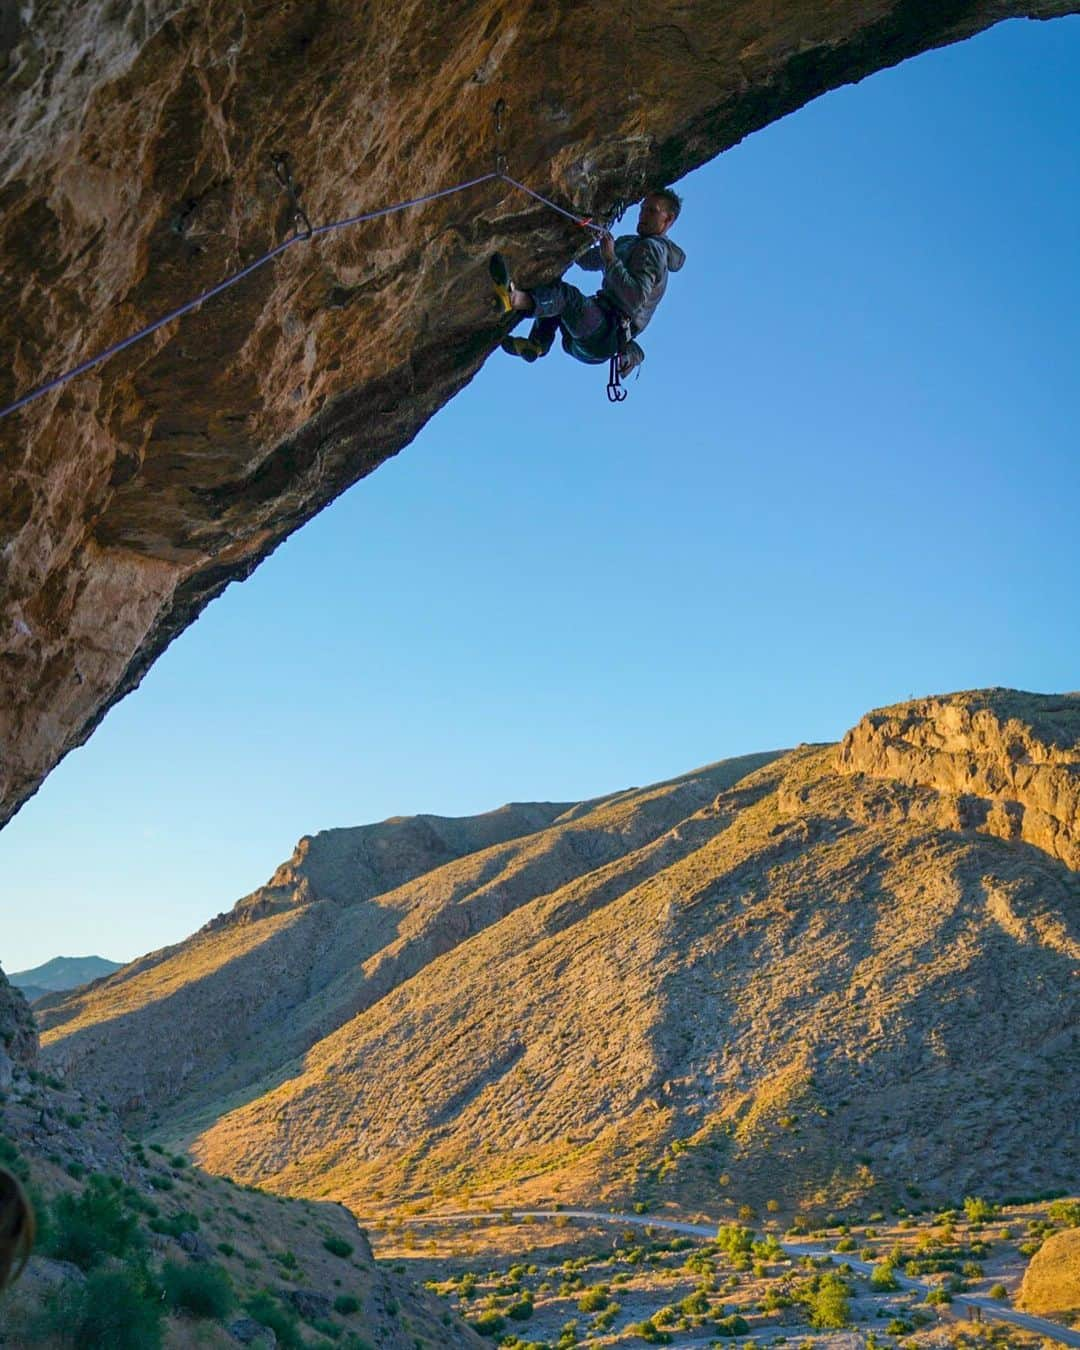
925, 1287, 952, 1305
577, 1285, 609, 1312
506, 1296, 534, 1320
46, 1176, 142, 1269
148, 1209, 200, 1238
808, 1274, 851, 1329
162, 1259, 235, 1318
989, 1283, 1008, 1300
324, 1234, 354, 1257
469, 1310, 506, 1336
712, 1314, 750, 1337
679, 1288, 710, 1315
870, 1261, 899, 1291
335, 1293, 361, 1314
245, 1290, 304, 1349
715, 1223, 754, 1257
36, 1267, 163, 1349
963, 1196, 996, 1224
625, 1319, 672, 1345
1049, 1199, 1080, 1228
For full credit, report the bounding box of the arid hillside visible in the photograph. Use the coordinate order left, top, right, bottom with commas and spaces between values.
41, 757, 775, 1126
0, 977, 483, 1348
40, 689, 1079, 1221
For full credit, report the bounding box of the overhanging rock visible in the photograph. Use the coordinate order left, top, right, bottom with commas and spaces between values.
1, 0, 1077, 826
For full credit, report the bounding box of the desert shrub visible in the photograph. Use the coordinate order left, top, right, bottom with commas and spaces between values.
716, 1223, 754, 1257
887, 1317, 914, 1335
625, 1319, 672, 1345
963, 1196, 996, 1224
34, 1266, 163, 1349
506, 1295, 534, 1320
835, 1236, 856, 1252
870, 1261, 899, 1291
808, 1274, 851, 1329
593, 1302, 619, 1329
1049, 1199, 1080, 1228
679, 1288, 710, 1315
469, 1310, 505, 1336
162, 1259, 234, 1318
989, 1283, 1008, 1300
148, 1209, 200, 1238
335, 1293, 361, 1314
323, 1235, 354, 1257
577, 1285, 609, 1312
46, 1175, 142, 1269
713, 1313, 749, 1336
246, 1290, 304, 1349
925, 1287, 952, 1305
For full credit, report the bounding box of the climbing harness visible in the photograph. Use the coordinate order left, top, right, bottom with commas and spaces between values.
0, 108, 630, 423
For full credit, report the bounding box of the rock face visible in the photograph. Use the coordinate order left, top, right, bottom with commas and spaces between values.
1018, 1227, 1080, 1320
0, 970, 37, 1089
2, 2, 1079, 828
41, 690, 1080, 1214
837, 688, 1080, 870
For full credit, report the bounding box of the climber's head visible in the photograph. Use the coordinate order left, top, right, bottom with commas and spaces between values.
637, 188, 681, 237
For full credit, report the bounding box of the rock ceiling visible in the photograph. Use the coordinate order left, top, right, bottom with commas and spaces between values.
2, 0, 1077, 826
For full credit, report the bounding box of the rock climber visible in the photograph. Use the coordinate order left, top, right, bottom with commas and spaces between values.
490, 187, 685, 377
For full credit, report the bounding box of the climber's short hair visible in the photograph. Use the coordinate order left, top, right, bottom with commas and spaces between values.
0, 1167, 35, 1291
647, 187, 683, 221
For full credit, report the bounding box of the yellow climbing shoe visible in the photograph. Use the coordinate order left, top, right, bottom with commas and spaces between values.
489, 253, 514, 314
500, 336, 547, 363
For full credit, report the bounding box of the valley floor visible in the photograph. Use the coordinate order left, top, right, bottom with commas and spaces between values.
367, 1203, 1080, 1349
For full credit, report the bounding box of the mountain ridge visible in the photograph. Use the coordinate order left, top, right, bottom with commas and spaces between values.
39, 689, 1080, 1219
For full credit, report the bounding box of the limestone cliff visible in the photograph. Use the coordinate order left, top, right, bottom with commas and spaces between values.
837, 688, 1080, 870
2, 0, 1078, 827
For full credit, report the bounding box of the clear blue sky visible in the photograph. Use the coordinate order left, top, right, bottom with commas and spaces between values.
3, 17, 1078, 973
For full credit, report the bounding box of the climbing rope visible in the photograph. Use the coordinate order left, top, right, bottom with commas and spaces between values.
0, 167, 608, 424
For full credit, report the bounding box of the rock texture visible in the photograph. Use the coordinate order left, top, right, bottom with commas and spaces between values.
837, 688, 1080, 870
0, 969, 37, 1090
1018, 1226, 1080, 1321
2, 2, 1079, 828
41, 690, 1080, 1215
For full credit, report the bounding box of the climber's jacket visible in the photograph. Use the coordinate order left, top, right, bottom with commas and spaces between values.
578, 232, 686, 336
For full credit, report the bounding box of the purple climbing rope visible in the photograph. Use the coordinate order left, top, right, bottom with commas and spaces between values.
0, 168, 607, 424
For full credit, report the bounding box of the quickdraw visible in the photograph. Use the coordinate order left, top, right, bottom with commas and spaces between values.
271, 152, 313, 241
607, 315, 632, 403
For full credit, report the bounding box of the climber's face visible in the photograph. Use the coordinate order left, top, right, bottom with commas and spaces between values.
637, 194, 675, 237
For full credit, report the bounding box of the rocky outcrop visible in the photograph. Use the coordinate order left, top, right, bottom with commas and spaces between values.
0, 970, 37, 1089
3, 1, 1079, 828
1018, 1226, 1080, 1320
836, 689, 1080, 869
